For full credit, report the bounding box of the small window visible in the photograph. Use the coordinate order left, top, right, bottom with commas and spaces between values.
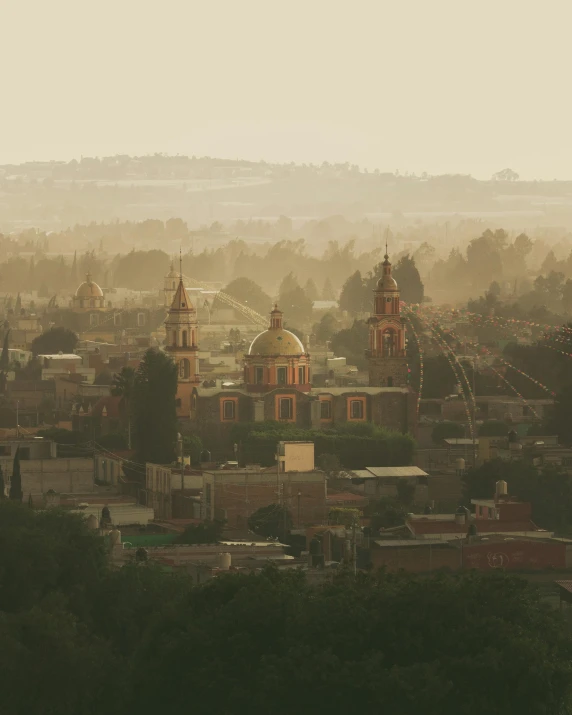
279, 397, 293, 420
182, 330, 188, 347
172, 331, 177, 347
298, 366, 305, 384
255, 367, 264, 384
320, 400, 332, 419
90, 313, 98, 326
114, 313, 121, 326
222, 400, 236, 420
387, 376, 393, 387
350, 400, 364, 420
277, 366, 287, 385
175, 398, 182, 408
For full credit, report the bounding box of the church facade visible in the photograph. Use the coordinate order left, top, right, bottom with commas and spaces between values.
185, 253, 415, 448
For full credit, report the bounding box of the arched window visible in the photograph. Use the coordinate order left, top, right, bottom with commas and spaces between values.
383, 329, 396, 357
172, 331, 177, 347
179, 359, 190, 379
182, 330, 188, 347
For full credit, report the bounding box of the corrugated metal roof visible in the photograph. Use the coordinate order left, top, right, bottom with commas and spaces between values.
363, 466, 429, 478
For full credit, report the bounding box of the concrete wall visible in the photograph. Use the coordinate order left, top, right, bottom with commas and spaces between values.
2, 457, 94, 495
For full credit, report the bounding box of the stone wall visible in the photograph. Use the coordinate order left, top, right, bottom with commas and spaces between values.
368, 356, 409, 388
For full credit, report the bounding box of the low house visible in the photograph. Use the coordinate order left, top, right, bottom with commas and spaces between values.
350, 466, 429, 502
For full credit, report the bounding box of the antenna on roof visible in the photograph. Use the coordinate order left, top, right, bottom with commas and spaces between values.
179, 246, 183, 280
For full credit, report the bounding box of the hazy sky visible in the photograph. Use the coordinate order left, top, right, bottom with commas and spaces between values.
2, 0, 571, 179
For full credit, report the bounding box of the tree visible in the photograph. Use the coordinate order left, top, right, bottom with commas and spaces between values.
94, 369, 113, 386
111, 366, 135, 400
368, 497, 408, 531
129, 568, 572, 714
221, 277, 272, 316
329, 320, 369, 370
478, 420, 508, 437
547, 385, 572, 446
0, 501, 108, 613
279, 286, 313, 325
322, 277, 335, 300
431, 421, 465, 444
248, 504, 292, 540
303, 278, 319, 303
176, 519, 225, 544
313, 313, 339, 344
183, 434, 203, 465
0, 464, 5, 499
9, 448, 22, 502
31, 327, 78, 357
317, 453, 342, 479
278, 272, 299, 300
396, 478, 416, 507
392, 255, 424, 304
339, 270, 365, 314
463, 458, 572, 533
0, 329, 10, 370
131, 349, 178, 464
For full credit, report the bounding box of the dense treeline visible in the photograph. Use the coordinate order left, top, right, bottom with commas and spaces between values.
230, 421, 415, 468
1, 502, 572, 715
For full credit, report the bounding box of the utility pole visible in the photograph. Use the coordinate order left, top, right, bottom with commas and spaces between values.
177, 433, 184, 490
472, 357, 477, 468
352, 517, 357, 576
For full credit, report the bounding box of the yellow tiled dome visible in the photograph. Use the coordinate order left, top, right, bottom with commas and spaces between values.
248, 328, 305, 356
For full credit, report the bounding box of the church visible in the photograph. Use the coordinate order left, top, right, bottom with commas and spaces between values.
182, 252, 416, 444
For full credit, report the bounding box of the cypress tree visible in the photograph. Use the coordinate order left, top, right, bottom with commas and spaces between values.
0, 329, 10, 371
9, 447, 23, 502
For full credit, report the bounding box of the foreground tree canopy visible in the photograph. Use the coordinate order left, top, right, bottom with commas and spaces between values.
2, 501, 572, 714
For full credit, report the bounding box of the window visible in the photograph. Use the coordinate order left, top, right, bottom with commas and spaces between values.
387, 376, 393, 387
89, 313, 98, 326
175, 398, 182, 408
350, 400, 364, 420
179, 359, 190, 379
279, 397, 293, 420
114, 313, 121, 326
172, 331, 177, 347
182, 330, 188, 347
298, 366, 305, 384
320, 400, 332, 419
222, 400, 236, 420
137, 312, 145, 327
277, 366, 287, 385
255, 367, 264, 384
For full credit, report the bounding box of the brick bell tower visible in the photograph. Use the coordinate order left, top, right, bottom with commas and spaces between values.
367, 250, 408, 387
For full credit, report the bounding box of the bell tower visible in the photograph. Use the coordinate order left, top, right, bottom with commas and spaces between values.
164, 260, 179, 307
367, 252, 408, 387
164, 260, 199, 415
